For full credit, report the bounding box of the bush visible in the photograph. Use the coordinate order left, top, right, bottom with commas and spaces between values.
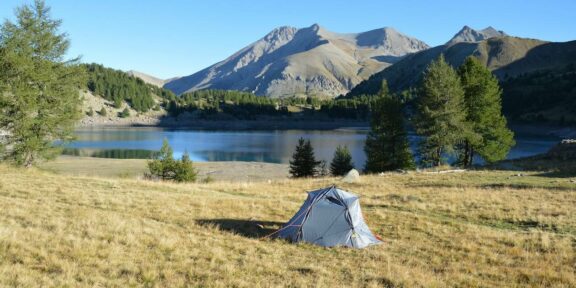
119, 107, 130, 118
147, 139, 197, 182
86, 107, 94, 116
99, 107, 107, 116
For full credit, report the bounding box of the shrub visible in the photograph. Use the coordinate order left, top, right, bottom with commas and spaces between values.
147, 139, 197, 182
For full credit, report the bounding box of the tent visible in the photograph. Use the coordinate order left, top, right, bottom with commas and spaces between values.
277, 186, 381, 248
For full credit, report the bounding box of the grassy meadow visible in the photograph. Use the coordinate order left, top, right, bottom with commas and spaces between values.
0, 163, 575, 287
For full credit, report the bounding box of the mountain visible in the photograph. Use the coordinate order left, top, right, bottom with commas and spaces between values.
446, 25, 507, 46
126, 70, 167, 88
164, 24, 429, 98
345, 26, 576, 123
345, 25, 570, 95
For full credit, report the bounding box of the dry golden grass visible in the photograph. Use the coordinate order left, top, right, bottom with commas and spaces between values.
0, 165, 575, 287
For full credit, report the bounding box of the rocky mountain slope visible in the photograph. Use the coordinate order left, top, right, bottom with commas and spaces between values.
346, 26, 576, 96
446, 26, 506, 46
126, 70, 167, 88
164, 24, 429, 98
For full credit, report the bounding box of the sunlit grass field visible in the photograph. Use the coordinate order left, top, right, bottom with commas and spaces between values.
0, 164, 575, 287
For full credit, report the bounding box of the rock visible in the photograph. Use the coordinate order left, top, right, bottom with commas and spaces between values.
341, 169, 360, 183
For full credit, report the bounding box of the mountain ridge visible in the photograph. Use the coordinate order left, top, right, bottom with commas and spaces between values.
164, 24, 429, 98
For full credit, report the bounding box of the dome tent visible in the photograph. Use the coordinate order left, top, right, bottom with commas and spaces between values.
277, 186, 380, 248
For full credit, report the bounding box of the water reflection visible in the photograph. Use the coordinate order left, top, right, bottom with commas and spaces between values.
66, 127, 559, 168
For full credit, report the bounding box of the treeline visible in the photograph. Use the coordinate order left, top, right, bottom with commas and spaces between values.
85, 63, 175, 112
163, 89, 285, 119
161, 89, 375, 120
502, 63, 576, 124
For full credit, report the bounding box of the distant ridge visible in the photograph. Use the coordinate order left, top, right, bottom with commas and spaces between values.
446, 25, 507, 46
126, 70, 166, 88
164, 24, 429, 98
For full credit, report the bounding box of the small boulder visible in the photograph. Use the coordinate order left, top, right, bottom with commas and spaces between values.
341, 169, 360, 183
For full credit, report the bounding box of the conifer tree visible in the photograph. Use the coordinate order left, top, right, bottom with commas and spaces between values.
173, 151, 198, 182
0, 0, 85, 167
99, 107, 107, 116
330, 145, 354, 176
458, 57, 515, 166
289, 137, 320, 178
364, 80, 414, 173
414, 55, 469, 167
148, 139, 197, 182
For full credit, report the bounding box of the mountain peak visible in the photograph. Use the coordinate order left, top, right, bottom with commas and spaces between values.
164, 25, 429, 98
447, 25, 506, 46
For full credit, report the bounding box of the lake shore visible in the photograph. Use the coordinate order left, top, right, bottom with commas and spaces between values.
78, 118, 370, 131
39, 156, 290, 182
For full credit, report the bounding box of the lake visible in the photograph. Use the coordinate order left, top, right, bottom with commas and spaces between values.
65, 127, 561, 168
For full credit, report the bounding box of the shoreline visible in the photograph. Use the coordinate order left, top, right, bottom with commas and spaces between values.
77, 119, 370, 131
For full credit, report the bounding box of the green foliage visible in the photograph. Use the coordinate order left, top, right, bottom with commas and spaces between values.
502, 64, 576, 123
364, 81, 414, 172
289, 138, 321, 178
164, 89, 374, 120
319, 95, 375, 120
173, 152, 198, 182
0, 0, 85, 167
118, 107, 130, 118
85, 64, 175, 112
99, 107, 107, 116
87, 107, 94, 117
330, 145, 354, 176
147, 139, 197, 182
414, 55, 469, 167
458, 57, 515, 166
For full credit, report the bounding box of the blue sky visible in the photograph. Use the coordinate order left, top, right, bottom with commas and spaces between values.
1, 0, 575, 79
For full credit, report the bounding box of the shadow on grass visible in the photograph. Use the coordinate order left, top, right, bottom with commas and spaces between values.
196, 218, 284, 238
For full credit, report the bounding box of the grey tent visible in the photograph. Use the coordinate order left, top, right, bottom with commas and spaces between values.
277, 186, 381, 248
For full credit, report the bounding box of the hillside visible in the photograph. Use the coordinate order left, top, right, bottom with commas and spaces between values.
126, 70, 167, 88
346, 34, 552, 95
346, 33, 576, 123
164, 24, 429, 98
1, 164, 574, 286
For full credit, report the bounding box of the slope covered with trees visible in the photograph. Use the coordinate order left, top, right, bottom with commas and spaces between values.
85, 63, 175, 112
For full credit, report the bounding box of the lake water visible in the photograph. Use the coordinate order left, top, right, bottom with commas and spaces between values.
65, 127, 561, 169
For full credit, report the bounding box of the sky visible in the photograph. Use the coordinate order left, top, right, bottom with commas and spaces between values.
1, 0, 575, 79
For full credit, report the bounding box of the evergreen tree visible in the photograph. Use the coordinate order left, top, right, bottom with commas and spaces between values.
458, 57, 515, 166
330, 145, 354, 176
414, 55, 469, 167
87, 107, 94, 117
289, 137, 320, 178
173, 151, 198, 182
99, 107, 107, 116
0, 0, 85, 167
364, 80, 414, 173
147, 139, 197, 182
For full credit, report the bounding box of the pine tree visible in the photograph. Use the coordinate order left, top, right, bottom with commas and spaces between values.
364, 80, 414, 173
147, 139, 197, 182
99, 107, 107, 116
458, 57, 515, 166
414, 55, 469, 167
0, 0, 85, 167
173, 151, 198, 182
289, 137, 320, 178
330, 145, 354, 176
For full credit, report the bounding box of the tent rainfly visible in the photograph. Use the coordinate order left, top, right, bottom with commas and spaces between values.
277, 186, 381, 248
